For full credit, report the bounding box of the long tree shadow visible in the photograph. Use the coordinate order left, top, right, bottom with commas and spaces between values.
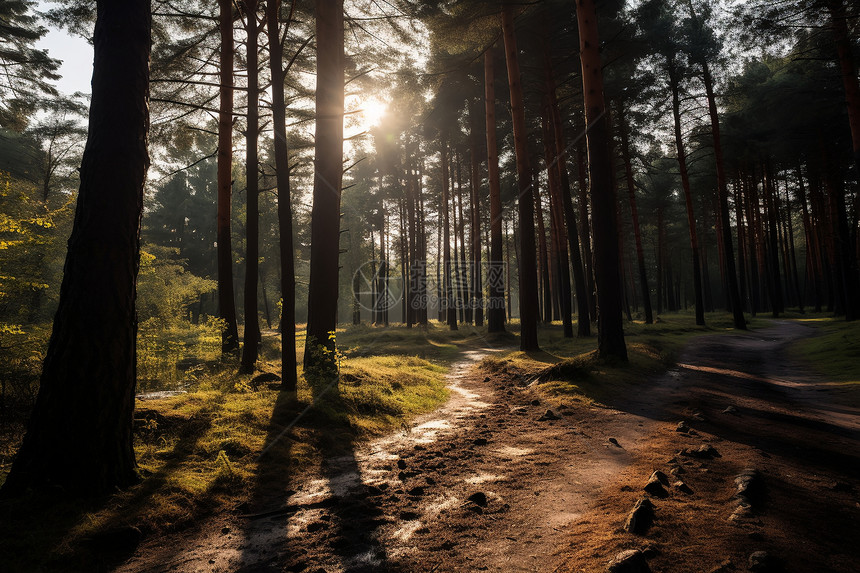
309, 373, 398, 573
237, 370, 398, 572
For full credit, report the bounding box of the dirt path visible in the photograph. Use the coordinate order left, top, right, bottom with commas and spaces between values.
558, 320, 860, 572
115, 321, 860, 573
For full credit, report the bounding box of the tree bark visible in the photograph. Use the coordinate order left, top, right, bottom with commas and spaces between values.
575, 0, 626, 361
442, 140, 457, 331
1, 0, 150, 497
267, 0, 298, 390
668, 57, 705, 326
485, 48, 505, 333
240, 0, 261, 372
305, 0, 344, 363
617, 102, 653, 324
501, 5, 539, 351
469, 104, 484, 327
217, 0, 240, 354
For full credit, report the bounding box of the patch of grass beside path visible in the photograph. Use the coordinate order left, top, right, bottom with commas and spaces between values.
790, 315, 860, 406
484, 311, 769, 408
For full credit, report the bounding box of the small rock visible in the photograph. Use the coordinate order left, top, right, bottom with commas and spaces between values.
407, 486, 426, 496
722, 405, 739, 415
681, 444, 720, 459
221, 526, 231, 535
669, 466, 686, 476
623, 497, 654, 535
673, 480, 693, 494
399, 510, 421, 521
748, 551, 779, 572
474, 437, 488, 446
531, 399, 541, 406
607, 549, 651, 572
729, 499, 753, 521
676, 421, 690, 433
644, 474, 668, 498
621, 485, 634, 492
467, 492, 488, 507
483, 376, 491, 382
735, 468, 764, 506
650, 470, 670, 485
397, 459, 407, 470
538, 409, 560, 421
692, 410, 707, 421
512, 406, 528, 414
608, 437, 621, 447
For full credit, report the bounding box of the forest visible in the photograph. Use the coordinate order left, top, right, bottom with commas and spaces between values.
0, 0, 858, 571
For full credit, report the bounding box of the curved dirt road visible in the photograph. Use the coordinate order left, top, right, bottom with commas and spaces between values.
116, 321, 860, 573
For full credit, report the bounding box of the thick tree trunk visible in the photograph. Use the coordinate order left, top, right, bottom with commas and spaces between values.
267, 0, 298, 391
240, 0, 261, 373
305, 0, 344, 363
617, 103, 653, 324
1, 0, 150, 497
217, 0, 240, 354
501, 5, 539, 352
668, 59, 705, 326
575, 0, 627, 361
485, 48, 505, 333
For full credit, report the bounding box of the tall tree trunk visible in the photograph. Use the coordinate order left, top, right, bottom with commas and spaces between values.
668, 58, 705, 326
534, 184, 552, 323
541, 101, 573, 337
485, 48, 505, 333
542, 45, 590, 336
305, 0, 344, 364
217, 0, 240, 354
829, 0, 860, 175
575, 0, 627, 361
617, 102, 653, 324
469, 104, 484, 327
456, 155, 471, 324
501, 5, 539, 351
442, 140, 457, 331
267, 0, 297, 390
240, 0, 261, 372
576, 144, 597, 321
1, 0, 150, 497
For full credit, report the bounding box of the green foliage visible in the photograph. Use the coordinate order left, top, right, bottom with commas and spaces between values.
137, 244, 217, 325
0, 0, 60, 130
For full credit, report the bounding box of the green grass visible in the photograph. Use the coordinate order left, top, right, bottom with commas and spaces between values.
483, 311, 770, 408
790, 315, 860, 405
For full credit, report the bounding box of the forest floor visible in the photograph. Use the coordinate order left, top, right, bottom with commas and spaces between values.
111, 319, 860, 573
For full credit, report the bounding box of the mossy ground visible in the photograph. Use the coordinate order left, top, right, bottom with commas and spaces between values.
789, 315, 860, 406
483, 311, 771, 409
